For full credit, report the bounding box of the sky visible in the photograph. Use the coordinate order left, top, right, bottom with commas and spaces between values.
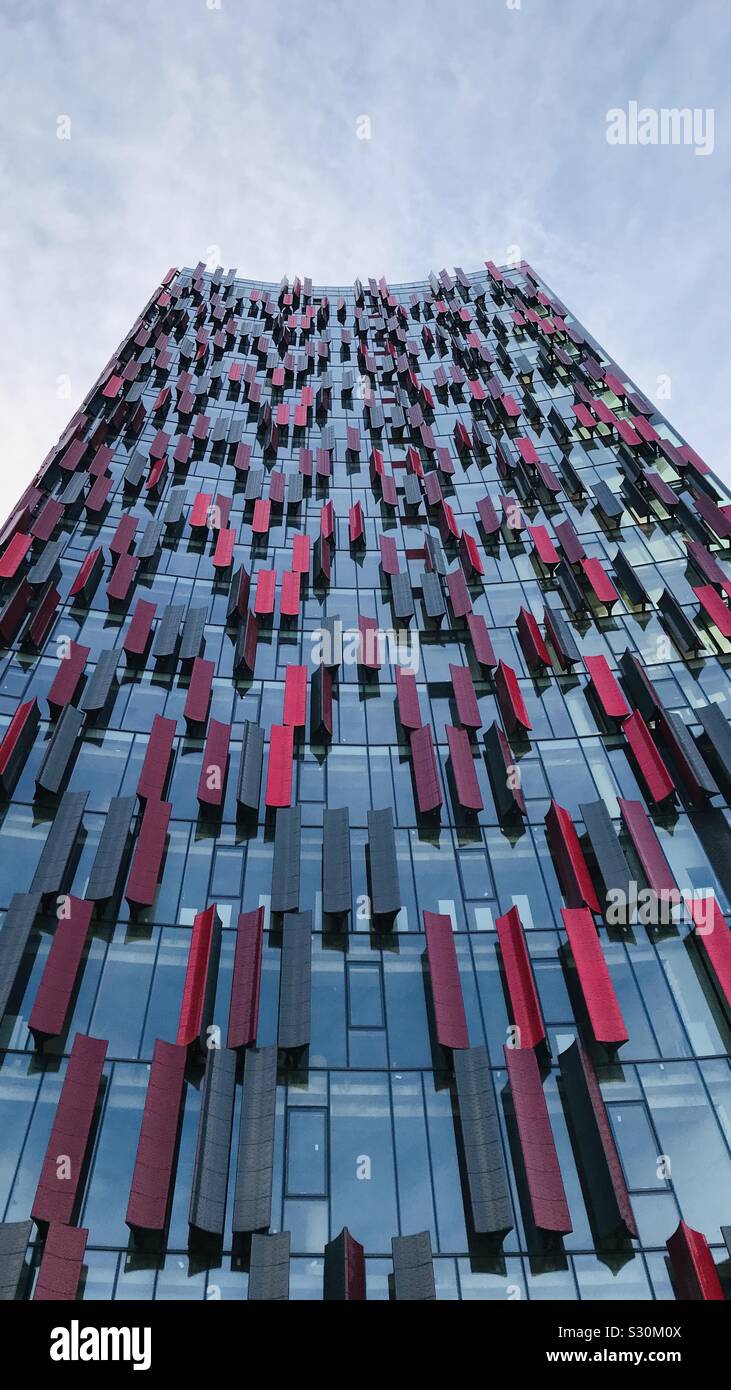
0, 0, 729, 522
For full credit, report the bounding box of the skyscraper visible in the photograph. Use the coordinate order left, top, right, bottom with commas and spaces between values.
0, 260, 729, 1302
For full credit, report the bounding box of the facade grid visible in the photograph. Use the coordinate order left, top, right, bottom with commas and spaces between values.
0, 257, 729, 1301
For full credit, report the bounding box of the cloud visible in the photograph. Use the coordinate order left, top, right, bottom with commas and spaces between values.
0, 0, 729, 522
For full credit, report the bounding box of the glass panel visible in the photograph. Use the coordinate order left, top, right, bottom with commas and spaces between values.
286, 1109, 327, 1197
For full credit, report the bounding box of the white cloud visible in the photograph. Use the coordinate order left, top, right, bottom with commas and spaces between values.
0, 0, 728, 523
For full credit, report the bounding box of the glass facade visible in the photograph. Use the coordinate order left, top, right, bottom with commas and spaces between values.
0, 258, 730, 1301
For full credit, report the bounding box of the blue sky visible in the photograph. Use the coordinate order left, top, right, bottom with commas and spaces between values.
0, 0, 729, 518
